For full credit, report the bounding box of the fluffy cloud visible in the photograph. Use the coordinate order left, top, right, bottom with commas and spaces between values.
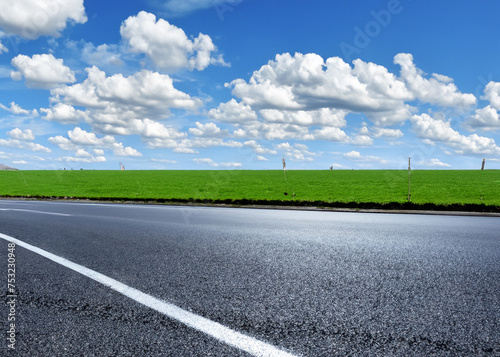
57, 154, 107, 163
68, 127, 114, 146
81, 43, 124, 68
243, 140, 277, 155
144, 136, 242, 153
346, 124, 404, 146
151, 158, 177, 164
49, 66, 200, 140
0, 0, 87, 39
208, 99, 257, 123
228, 52, 413, 124
193, 157, 241, 167
431, 73, 453, 84
0, 101, 38, 116
8, 128, 35, 141
313, 127, 349, 142
52, 66, 199, 112
188, 122, 227, 137
212, 107, 349, 142
112, 142, 142, 157
371, 127, 404, 139
466, 106, 500, 132
394, 53, 476, 109
209, 100, 350, 141
464, 81, 500, 132
40, 102, 86, 124
481, 81, 500, 110
411, 114, 500, 155
0, 33, 7, 53
276, 142, 316, 162
49, 127, 142, 157
11, 54, 76, 89
120, 11, 226, 72
343, 150, 387, 164
260, 123, 314, 141
224, 52, 478, 145
349, 134, 373, 146
211, 50, 496, 160
259, 108, 347, 127
417, 158, 451, 168
0, 128, 50, 152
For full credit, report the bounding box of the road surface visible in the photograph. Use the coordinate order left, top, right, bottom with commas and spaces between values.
1, 200, 499, 356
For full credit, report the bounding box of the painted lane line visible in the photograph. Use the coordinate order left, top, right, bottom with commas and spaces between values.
0, 233, 298, 357
0, 209, 71, 217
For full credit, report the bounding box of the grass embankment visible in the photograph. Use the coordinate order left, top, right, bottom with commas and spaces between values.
0, 170, 499, 212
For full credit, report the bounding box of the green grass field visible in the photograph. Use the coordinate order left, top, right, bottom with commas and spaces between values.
0, 170, 499, 210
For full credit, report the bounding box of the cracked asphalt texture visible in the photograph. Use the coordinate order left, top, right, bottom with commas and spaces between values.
1, 200, 499, 356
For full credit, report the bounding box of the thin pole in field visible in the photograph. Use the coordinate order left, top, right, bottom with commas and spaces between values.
282, 157, 288, 195
408, 157, 411, 202
481, 158, 485, 170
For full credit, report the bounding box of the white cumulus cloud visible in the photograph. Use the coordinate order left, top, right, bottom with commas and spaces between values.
8, 128, 35, 141
466, 106, 500, 132
0, 128, 50, 152
50, 66, 200, 142
208, 99, 257, 123
465, 81, 500, 132
0, 101, 38, 116
57, 155, 106, 163
228, 52, 413, 123
49, 127, 142, 157
417, 158, 451, 168
343, 150, 387, 164
411, 113, 500, 155
275, 142, 316, 162
0, 33, 7, 53
188, 122, 226, 137
482, 81, 500, 110
244, 140, 277, 155
193, 157, 241, 167
313, 127, 349, 142
81, 43, 124, 68
11, 54, 76, 89
0, 0, 86, 40
394, 53, 476, 109
120, 11, 227, 72
40, 102, 86, 124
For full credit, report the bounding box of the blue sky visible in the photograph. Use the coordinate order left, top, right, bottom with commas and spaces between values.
1, 0, 500, 170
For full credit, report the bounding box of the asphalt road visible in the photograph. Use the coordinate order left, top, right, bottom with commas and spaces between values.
1, 199, 499, 356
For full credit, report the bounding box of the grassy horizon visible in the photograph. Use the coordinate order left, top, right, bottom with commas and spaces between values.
0, 169, 498, 207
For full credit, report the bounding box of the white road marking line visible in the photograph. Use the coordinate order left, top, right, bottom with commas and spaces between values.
0, 233, 298, 357
0, 209, 71, 217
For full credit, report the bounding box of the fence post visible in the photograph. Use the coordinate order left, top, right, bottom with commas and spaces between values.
408, 157, 411, 202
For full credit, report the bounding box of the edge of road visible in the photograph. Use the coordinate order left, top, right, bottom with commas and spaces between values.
1, 196, 499, 217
